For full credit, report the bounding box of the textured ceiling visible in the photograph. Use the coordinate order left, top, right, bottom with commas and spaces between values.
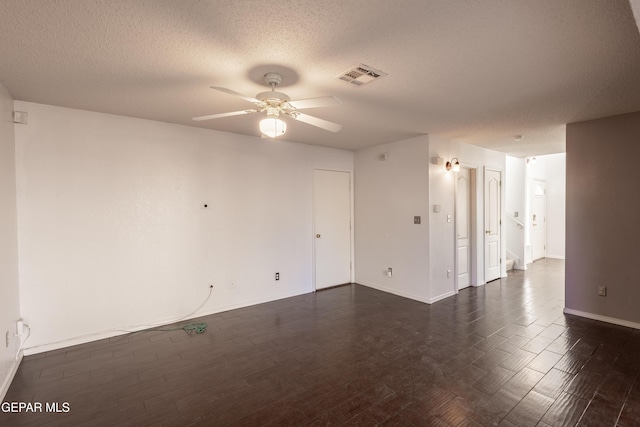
2, 1, 640, 155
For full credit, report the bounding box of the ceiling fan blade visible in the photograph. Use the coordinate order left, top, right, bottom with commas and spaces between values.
289, 112, 342, 133
210, 86, 262, 104
192, 110, 257, 121
288, 96, 342, 110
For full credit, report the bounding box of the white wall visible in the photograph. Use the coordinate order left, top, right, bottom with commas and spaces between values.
429, 135, 506, 301
354, 134, 506, 305
0, 83, 21, 400
14, 102, 353, 353
505, 156, 526, 269
354, 136, 430, 302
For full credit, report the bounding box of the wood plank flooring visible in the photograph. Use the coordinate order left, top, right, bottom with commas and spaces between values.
2, 259, 640, 426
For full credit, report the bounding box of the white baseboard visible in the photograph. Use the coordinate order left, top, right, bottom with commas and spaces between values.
357, 280, 431, 304
429, 291, 456, 304
1, 350, 23, 402
546, 254, 566, 260
563, 308, 640, 330
24, 288, 310, 355
473, 281, 486, 287
356, 280, 459, 305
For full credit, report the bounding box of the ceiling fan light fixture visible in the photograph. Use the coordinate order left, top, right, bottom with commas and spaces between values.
259, 116, 287, 138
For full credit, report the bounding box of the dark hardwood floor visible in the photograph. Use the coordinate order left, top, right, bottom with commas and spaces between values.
2, 259, 640, 426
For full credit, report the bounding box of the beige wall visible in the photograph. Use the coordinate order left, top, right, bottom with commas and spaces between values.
566, 111, 640, 326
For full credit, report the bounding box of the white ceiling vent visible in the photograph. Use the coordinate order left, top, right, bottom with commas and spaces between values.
336, 64, 387, 87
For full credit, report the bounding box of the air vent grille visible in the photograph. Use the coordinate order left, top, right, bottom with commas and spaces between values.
336, 64, 387, 87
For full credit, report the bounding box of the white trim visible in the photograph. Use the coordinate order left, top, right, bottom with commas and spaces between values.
429, 291, 456, 304
563, 308, 640, 330
24, 288, 309, 355
1, 351, 23, 401
546, 254, 566, 260
357, 281, 457, 305
473, 280, 486, 287
357, 280, 430, 304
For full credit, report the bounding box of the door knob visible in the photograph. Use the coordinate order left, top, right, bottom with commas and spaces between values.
316, 234, 321, 238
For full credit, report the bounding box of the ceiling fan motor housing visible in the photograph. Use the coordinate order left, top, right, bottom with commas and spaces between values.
257, 73, 290, 105
264, 72, 282, 86
256, 91, 291, 104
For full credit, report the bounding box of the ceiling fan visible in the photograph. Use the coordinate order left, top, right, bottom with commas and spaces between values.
193, 72, 342, 138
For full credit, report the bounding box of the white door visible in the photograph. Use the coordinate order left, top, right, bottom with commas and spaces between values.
314, 170, 351, 290
531, 179, 547, 261
456, 168, 471, 290
484, 168, 501, 282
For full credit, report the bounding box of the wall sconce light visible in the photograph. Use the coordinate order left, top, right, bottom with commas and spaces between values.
526, 156, 537, 165
445, 157, 460, 172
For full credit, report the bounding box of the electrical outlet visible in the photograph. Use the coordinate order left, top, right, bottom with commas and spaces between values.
598, 286, 607, 297
275, 272, 280, 281
5, 331, 9, 348
447, 269, 451, 278
16, 320, 24, 336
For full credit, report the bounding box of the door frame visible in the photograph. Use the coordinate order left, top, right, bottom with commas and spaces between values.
454, 165, 478, 294
312, 168, 355, 291
483, 167, 503, 283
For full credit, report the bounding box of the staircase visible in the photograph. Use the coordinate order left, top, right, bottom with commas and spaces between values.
506, 258, 515, 272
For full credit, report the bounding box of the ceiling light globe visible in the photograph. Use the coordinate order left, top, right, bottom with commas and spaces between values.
259, 117, 286, 138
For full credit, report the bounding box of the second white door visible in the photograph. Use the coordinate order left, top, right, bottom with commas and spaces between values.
457, 168, 471, 290
484, 168, 501, 282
